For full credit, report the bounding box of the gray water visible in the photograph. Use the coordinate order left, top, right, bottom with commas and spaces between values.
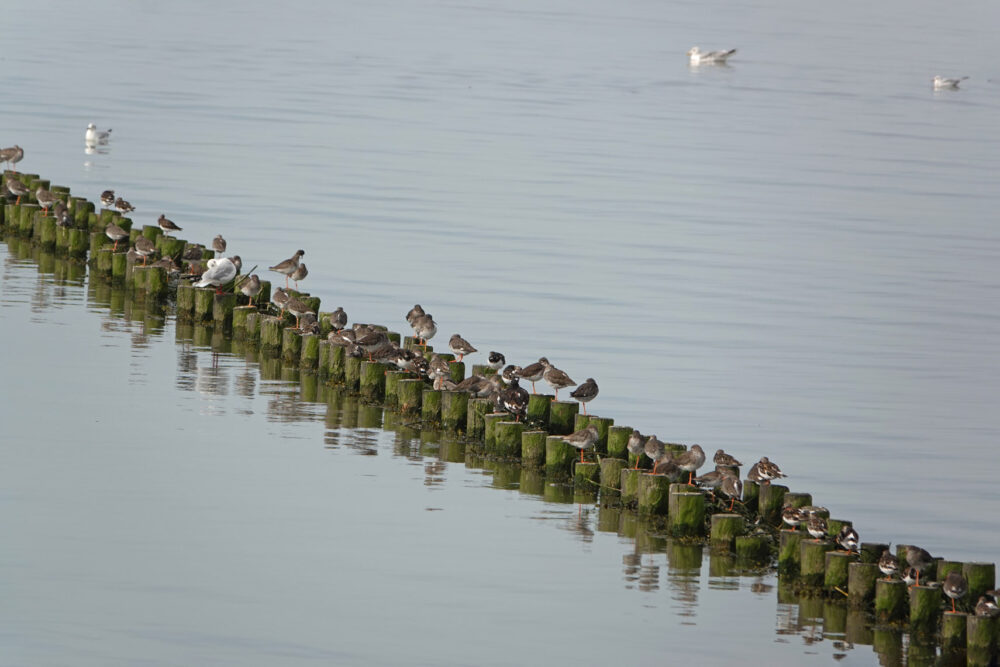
2, 0, 999, 664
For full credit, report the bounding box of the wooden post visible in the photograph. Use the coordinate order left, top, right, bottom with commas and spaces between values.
847, 562, 879, 608
800, 540, 834, 588
606, 425, 631, 459
668, 484, 705, 535
860, 542, 889, 565
466, 397, 491, 438
710, 514, 746, 548
734, 535, 770, 561
963, 562, 996, 604
111, 252, 128, 283
67, 228, 87, 257
260, 316, 285, 355
146, 266, 168, 301
778, 529, 804, 575
448, 360, 465, 384
213, 292, 236, 327
282, 328, 303, 365
440, 390, 468, 431
742, 480, 760, 514
875, 579, 908, 624
782, 491, 812, 509
233, 306, 253, 337
967, 615, 998, 658
421, 389, 442, 423
328, 345, 346, 381
545, 435, 575, 477
300, 334, 320, 369
483, 413, 507, 452
344, 357, 362, 390
548, 401, 578, 435
176, 285, 195, 319
909, 586, 943, 635
620, 469, 641, 507
599, 457, 626, 491
583, 415, 613, 454
526, 394, 552, 424
521, 430, 547, 467
493, 421, 524, 460
941, 612, 967, 650
826, 518, 852, 538
384, 370, 406, 407
193, 288, 214, 322
825, 551, 856, 592
360, 362, 387, 401
638, 474, 671, 516
397, 379, 424, 414
758, 483, 788, 525
573, 461, 600, 490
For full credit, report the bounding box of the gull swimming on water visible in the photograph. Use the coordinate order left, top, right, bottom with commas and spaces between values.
687, 46, 737, 65
85, 123, 112, 146
932, 76, 968, 90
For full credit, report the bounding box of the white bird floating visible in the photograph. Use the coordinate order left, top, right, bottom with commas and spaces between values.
85, 123, 112, 146
932, 76, 968, 90
687, 46, 737, 65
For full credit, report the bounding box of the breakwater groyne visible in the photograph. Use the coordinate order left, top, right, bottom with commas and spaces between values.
3, 167, 997, 665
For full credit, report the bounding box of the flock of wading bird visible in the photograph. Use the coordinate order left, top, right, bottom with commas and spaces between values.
6, 142, 999, 620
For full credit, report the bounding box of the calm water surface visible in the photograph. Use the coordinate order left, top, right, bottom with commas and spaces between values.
1, 0, 999, 663
3, 245, 889, 666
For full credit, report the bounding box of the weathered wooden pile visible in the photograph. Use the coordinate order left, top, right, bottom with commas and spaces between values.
2, 167, 997, 664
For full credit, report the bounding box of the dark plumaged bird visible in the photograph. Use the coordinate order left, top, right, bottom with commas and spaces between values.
212, 234, 226, 254
488, 351, 505, 370
328, 307, 347, 332
115, 197, 135, 214
105, 222, 129, 251
448, 334, 477, 363
836, 525, 859, 553
943, 571, 968, 613
878, 550, 899, 579
100, 189, 115, 209
905, 546, 934, 587
570, 378, 598, 415
158, 214, 182, 235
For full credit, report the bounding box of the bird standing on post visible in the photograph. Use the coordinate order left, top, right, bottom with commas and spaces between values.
448, 334, 476, 363
290, 262, 308, 290
562, 424, 599, 463
943, 571, 968, 613
157, 214, 182, 236
269, 249, 305, 289
570, 378, 598, 415
541, 359, 575, 401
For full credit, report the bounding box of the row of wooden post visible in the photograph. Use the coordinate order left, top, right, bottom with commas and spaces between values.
3, 168, 998, 662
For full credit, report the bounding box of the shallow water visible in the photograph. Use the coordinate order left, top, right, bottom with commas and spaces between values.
2, 0, 999, 663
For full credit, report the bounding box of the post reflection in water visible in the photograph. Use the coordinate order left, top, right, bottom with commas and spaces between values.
4, 241, 980, 667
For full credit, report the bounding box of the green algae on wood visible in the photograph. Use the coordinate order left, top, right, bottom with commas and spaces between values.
545, 435, 575, 477
359, 361, 387, 401
710, 513, 746, 548
440, 390, 468, 431
599, 457, 626, 491
847, 562, 879, 608
493, 421, 524, 460
520, 430, 547, 468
